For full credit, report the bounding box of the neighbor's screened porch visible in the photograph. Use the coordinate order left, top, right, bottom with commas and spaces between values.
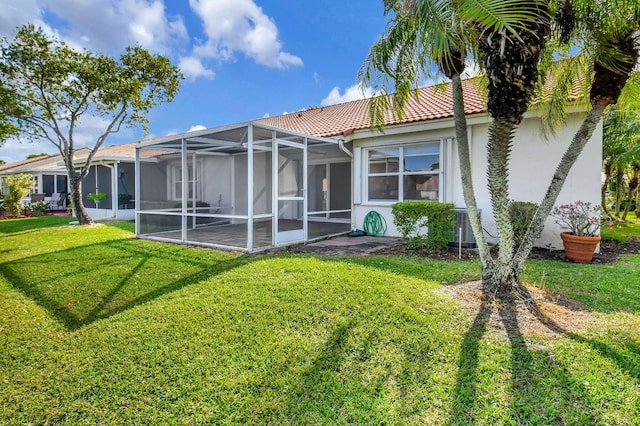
136, 122, 352, 252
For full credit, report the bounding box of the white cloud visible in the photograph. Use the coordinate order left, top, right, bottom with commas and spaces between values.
262, 113, 270, 118
179, 56, 215, 80
0, 114, 134, 164
0, 0, 188, 55
418, 76, 446, 88
0, 1, 41, 38
72, 115, 135, 148
1, 0, 301, 83
0, 139, 58, 164
320, 82, 378, 107
122, 0, 188, 52
313, 72, 320, 84
187, 124, 207, 132
188, 0, 302, 69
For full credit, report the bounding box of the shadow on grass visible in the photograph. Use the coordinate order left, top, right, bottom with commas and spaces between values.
285, 320, 356, 421
450, 292, 597, 424
449, 301, 492, 422
0, 216, 74, 236
519, 285, 640, 383
0, 238, 254, 330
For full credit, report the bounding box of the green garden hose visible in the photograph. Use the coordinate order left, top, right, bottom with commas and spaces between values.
363, 210, 387, 236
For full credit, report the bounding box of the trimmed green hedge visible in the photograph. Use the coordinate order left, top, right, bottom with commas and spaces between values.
391, 201, 455, 252
509, 200, 538, 251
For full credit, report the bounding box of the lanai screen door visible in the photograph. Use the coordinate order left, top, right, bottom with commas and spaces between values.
273, 138, 307, 245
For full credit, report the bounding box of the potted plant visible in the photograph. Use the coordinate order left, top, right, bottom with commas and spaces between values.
87, 192, 107, 208
551, 201, 603, 263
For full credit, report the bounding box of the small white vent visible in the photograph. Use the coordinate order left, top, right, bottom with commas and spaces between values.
450, 209, 478, 248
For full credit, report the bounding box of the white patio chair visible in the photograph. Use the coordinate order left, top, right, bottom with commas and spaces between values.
48, 193, 65, 210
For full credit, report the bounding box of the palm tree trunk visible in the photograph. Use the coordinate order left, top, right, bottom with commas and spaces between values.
515, 103, 606, 272
601, 161, 613, 215
451, 74, 494, 279
486, 117, 517, 293
615, 170, 624, 217
621, 166, 639, 221
636, 184, 640, 218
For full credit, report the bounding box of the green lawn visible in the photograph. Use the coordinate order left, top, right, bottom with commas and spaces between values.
0, 215, 74, 235
1, 218, 639, 424
601, 212, 640, 242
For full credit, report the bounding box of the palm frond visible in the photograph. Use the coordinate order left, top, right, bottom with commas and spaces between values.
537, 56, 591, 137
459, 0, 549, 34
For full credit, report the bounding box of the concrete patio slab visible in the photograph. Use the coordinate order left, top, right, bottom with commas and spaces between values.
286, 235, 404, 255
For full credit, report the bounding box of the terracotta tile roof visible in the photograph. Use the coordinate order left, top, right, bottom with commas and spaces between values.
256, 79, 486, 138
91, 141, 140, 159
0, 153, 62, 173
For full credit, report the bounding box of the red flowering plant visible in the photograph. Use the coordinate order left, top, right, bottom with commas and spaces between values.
551, 201, 604, 237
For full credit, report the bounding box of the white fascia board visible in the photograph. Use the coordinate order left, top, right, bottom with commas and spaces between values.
345, 113, 491, 143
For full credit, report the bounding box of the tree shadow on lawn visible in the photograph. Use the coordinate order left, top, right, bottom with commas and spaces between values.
0, 239, 254, 330
0, 216, 74, 236
449, 285, 640, 424
519, 285, 640, 382
284, 319, 357, 422
448, 291, 597, 424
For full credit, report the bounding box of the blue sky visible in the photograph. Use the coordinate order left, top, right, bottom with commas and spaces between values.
0, 0, 389, 163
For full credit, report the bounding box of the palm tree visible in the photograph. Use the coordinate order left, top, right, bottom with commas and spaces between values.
362, 0, 640, 294
361, 0, 547, 285
361, 0, 555, 291
602, 109, 640, 217
514, 0, 640, 274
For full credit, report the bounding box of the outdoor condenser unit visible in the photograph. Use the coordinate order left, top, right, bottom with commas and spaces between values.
449, 209, 479, 248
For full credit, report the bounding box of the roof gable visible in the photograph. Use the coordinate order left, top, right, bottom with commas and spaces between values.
0, 153, 63, 174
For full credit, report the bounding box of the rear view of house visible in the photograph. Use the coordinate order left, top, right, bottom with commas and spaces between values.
135, 79, 602, 253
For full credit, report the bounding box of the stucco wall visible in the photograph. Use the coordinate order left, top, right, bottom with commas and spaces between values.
351, 111, 603, 249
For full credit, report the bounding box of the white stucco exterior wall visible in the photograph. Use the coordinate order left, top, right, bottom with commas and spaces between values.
350, 110, 603, 249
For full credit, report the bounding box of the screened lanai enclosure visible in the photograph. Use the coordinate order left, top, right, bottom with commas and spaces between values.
136, 122, 353, 252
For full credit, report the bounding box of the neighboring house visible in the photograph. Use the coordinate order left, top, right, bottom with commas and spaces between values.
76, 142, 137, 220
0, 144, 137, 219
0, 152, 81, 209
136, 80, 602, 252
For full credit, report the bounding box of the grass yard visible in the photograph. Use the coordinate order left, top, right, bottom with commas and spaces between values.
1, 217, 639, 424
601, 212, 640, 242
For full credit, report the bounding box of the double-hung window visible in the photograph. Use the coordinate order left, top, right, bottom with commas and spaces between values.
169, 161, 201, 201
367, 142, 441, 202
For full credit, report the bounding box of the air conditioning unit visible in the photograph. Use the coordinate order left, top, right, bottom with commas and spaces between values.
449, 209, 479, 248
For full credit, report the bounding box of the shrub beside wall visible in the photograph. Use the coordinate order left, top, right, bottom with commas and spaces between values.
509, 200, 539, 251
4, 174, 33, 217
391, 201, 455, 252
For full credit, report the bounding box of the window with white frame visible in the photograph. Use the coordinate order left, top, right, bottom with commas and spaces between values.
367, 142, 441, 202
168, 161, 201, 201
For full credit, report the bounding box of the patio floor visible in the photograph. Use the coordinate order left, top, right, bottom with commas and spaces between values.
284, 235, 404, 255
140, 219, 352, 251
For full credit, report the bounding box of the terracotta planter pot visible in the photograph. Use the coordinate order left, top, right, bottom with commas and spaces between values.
560, 232, 601, 263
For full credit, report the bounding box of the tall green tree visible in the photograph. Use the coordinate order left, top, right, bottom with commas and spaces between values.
26, 153, 48, 159
362, 0, 640, 294
0, 25, 182, 224
361, 0, 548, 285
515, 0, 640, 277
602, 109, 640, 218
